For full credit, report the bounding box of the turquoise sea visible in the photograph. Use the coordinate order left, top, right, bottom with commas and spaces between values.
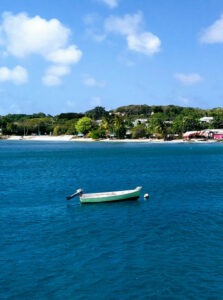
1, 141, 223, 299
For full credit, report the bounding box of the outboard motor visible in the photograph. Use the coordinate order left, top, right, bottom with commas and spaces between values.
66, 189, 83, 200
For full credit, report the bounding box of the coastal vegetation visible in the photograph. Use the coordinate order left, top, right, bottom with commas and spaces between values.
0, 105, 223, 139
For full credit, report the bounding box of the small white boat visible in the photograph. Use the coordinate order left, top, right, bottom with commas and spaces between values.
66, 187, 142, 204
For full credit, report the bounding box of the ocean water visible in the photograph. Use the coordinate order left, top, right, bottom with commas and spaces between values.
1, 141, 223, 299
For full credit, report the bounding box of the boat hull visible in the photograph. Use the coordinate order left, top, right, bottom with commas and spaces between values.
80, 188, 141, 204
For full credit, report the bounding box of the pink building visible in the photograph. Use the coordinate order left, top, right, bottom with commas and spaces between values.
213, 134, 223, 140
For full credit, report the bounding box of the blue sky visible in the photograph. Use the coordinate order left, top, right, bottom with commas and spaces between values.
0, 0, 223, 115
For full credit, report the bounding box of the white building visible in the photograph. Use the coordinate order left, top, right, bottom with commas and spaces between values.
164, 120, 173, 124
133, 119, 148, 127
115, 112, 125, 116
200, 117, 214, 123
95, 120, 102, 125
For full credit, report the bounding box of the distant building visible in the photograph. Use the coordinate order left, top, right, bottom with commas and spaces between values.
133, 119, 148, 127
77, 133, 84, 137
183, 129, 223, 140
211, 129, 223, 139
166, 134, 179, 140
164, 120, 173, 124
115, 112, 125, 116
183, 131, 206, 139
200, 117, 214, 123
95, 120, 102, 125
108, 133, 115, 138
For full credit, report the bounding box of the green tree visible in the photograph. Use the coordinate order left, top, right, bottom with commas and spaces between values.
100, 116, 115, 133
148, 113, 169, 139
32, 112, 46, 119
56, 113, 84, 120
151, 106, 163, 113
131, 125, 147, 139
165, 105, 183, 118
53, 125, 67, 135
116, 105, 151, 116
86, 106, 108, 120
65, 119, 78, 135
182, 116, 201, 132
172, 116, 184, 134
90, 128, 106, 139
24, 117, 53, 135
114, 116, 126, 138
212, 116, 223, 129
5, 122, 17, 135
75, 117, 93, 135
125, 119, 134, 128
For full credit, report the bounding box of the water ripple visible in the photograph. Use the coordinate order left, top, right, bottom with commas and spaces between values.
0, 142, 223, 299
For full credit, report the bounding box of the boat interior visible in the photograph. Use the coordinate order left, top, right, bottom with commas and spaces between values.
81, 188, 140, 199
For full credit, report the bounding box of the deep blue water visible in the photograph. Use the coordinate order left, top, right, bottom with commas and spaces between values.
1, 141, 223, 299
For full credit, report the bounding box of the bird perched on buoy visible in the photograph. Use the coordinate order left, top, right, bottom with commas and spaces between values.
144, 193, 149, 199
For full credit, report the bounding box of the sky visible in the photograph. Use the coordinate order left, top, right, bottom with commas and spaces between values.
0, 0, 223, 115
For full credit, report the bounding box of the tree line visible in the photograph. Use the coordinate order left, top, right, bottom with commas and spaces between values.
0, 105, 223, 139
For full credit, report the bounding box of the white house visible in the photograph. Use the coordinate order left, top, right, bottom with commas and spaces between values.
133, 119, 148, 127
115, 112, 125, 116
95, 120, 102, 125
164, 120, 173, 124
200, 117, 213, 123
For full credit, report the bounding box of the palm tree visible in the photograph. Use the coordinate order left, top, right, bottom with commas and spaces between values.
114, 116, 126, 138
155, 121, 168, 139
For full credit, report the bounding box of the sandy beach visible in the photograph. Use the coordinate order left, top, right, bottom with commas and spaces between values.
2, 135, 221, 143
5, 135, 91, 142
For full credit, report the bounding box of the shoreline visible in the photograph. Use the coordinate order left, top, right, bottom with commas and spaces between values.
1, 135, 222, 143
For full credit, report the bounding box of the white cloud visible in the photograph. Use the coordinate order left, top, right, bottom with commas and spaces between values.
0, 27, 4, 45
84, 75, 106, 87
42, 65, 70, 86
105, 12, 142, 35
46, 65, 71, 77
0, 12, 70, 59
85, 28, 106, 42
0, 65, 28, 84
46, 45, 82, 64
83, 13, 99, 25
0, 12, 82, 85
83, 13, 106, 42
127, 32, 161, 56
174, 73, 203, 86
42, 75, 61, 86
90, 96, 101, 107
200, 14, 223, 43
96, 0, 118, 9
105, 12, 161, 55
